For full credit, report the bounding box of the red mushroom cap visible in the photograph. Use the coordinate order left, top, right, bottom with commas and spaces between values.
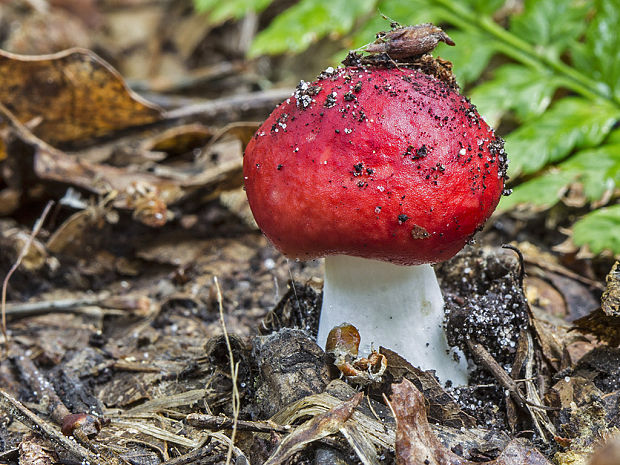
243, 66, 507, 265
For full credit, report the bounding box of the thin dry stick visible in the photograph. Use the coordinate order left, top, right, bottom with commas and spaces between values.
213, 276, 240, 465
2, 200, 54, 349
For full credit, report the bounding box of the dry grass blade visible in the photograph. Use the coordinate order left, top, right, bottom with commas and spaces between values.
339, 422, 381, 465
186, 413, 290, 434
208, 432, 248, 463
271, 391, 394, 450
522, 331, 556, 441
122, 389, 209, 416
214, 276, 240, 465
1, 200, 53, 350
264, 392, 363, 465
110, 420, 200, 448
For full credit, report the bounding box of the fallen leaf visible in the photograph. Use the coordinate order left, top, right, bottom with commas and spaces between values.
547, 376, 602, 410
0, 48, 162, 145
574, 262, 620, 345
390, 378, 551, 465
19, 433, 56, 465
589, 433, 620, 465
263, 392, 362, 465
381, 347, 475, 428
143, 123, 212, 157
4, 10, 92, 55
602, 261, 620, 316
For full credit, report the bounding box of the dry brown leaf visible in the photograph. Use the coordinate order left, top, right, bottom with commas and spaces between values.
390, 378, 551, 465
50, 0, 103, 27
4, 10, 92, 55
203, 121, 261, 154
46, 191, 117, 254
143, 123, 212, 156
574, 262, 620, 345
263, 392, 363, 465
547, 376, 603, 411
381, 347, 476, 428
33, 143, 183, 210
589, 433, 620, 465
602, 261, 620, 316
529, 306, 575, 371
0, 48, 162, 145
18, 433, 56, 465
1, 229, 48, 271
525, 276, 568, 318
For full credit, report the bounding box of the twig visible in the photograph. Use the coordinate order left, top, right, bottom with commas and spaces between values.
522, 331, 557, 441
165, 88, 293, 121
213, 276, 240, 465
11, 352, 71, 425
466, 339, 556, 411
0, 390, 114, 465
502, 244, 525, 288
186, 413, 290, 434
2, 200, 54, 350
2, 295, 105, 318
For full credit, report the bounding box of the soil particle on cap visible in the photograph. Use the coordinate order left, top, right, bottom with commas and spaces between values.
487, 135, 509, 184
398, 214, 409, 224
416, 145, 428, 158
411, 224, 430, 239
324, 91, 337, 108
294, 80, 322, 109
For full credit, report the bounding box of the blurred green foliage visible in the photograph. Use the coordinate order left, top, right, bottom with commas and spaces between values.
194, 0, 620, 256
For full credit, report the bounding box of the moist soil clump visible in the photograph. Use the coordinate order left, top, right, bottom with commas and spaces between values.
439, 246, 530, 430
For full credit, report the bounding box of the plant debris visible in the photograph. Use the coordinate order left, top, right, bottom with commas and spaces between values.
0, 4, 618, 465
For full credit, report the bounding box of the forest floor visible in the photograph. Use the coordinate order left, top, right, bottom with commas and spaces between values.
0, 2, 619, 465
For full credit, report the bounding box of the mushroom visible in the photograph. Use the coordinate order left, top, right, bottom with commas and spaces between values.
243, 63, 507, 385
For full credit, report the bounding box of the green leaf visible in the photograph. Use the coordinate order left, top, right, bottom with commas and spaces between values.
509, 0, 589, 60
462, 0, 505, 14
573, 204, 620, 255
572, 0, 620, 102
498, 170, 575, 211
505, 98, 619, 177
194, 0, 273, 22
606, 128, 620, 144
560, 144, 620, 201
499, 143, 620, 211
249, 0, 378, 56
469, 64, 560, 126
438, 29, 496, 87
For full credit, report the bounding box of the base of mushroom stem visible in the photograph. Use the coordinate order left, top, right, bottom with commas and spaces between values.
317, 255, 469, 387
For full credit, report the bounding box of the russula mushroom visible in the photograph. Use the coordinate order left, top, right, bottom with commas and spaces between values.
243, 47, 507, 385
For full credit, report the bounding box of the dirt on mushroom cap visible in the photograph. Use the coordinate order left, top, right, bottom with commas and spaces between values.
243, 66, 507, 265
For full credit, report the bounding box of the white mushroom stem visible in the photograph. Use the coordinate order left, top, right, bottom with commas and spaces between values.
317, 255, 468, 386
